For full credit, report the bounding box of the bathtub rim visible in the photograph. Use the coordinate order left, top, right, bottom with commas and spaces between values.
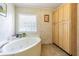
0, 37, 41, 56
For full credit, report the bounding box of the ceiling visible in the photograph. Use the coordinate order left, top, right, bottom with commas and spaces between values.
15, 3, 62, 9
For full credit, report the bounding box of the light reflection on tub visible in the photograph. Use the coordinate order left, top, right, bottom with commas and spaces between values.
0, 36, 41, 56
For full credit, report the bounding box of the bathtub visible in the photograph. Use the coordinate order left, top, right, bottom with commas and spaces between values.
0, 36, 41, 56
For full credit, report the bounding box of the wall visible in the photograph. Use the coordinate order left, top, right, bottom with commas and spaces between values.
15, 7, 53, 44
0, 4, 15, 42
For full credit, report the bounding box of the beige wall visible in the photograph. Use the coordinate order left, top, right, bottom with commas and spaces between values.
15, 7, 53, 44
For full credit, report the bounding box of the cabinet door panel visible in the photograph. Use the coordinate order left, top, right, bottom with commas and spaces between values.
54, 24, 59, 45
54, 9, 59, 24
52, 24, 55, 43
52, 12, 55, 24
59, 6, 64, 22
63, 4, 71, 21
59, 22, 63, 48
63, 21, 70, 53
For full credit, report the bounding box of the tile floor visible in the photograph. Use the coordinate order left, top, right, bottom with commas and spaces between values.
41, 44, 69, 56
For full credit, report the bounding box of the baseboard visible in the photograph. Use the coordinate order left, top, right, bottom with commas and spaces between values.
53, 43, 72, 56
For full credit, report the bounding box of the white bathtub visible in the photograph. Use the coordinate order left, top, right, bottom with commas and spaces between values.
0, 36, 41, 56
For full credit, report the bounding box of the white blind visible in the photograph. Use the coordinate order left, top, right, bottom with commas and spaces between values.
18, 14, 37, 32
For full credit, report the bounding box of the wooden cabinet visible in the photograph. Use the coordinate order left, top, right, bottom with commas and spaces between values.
53, 10, 59, 46
54, 9, 59, 24
63, 21, 70, 53
63, 4, 71, 21
52, 23, 55, 43
54, 23, 59, 45
59, 5, 64, 22
52, 12, 56, 24
58, 22, 63, 48
53, 4, 77, 55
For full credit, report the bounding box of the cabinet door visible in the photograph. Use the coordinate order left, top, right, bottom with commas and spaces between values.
52, 12, 55, 24
52, 23, 55, 43
54, 9, 59, 24
54, 24, 59, 45
59, 6, 64, 23
63, 4, 71, 21
63, 21, 70, 53
58, 22, 63, 48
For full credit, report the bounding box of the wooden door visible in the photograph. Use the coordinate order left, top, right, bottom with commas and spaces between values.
63, 4, 71, 22
52, 12, 55, 24
54, 9, 59, 24
52, 13, 55, 43
53, 9, 59, 45
58, 22, 63, 48
63, 21, 70, 53
52, 24, 55, 43
54, 23, 59, 45
58, 5, 64, 23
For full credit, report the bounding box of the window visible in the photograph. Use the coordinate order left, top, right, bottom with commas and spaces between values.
18, 14, 37, 32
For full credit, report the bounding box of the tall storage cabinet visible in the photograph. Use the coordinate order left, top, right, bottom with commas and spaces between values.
53, 9, 59, 45
52, 4, 77, 55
